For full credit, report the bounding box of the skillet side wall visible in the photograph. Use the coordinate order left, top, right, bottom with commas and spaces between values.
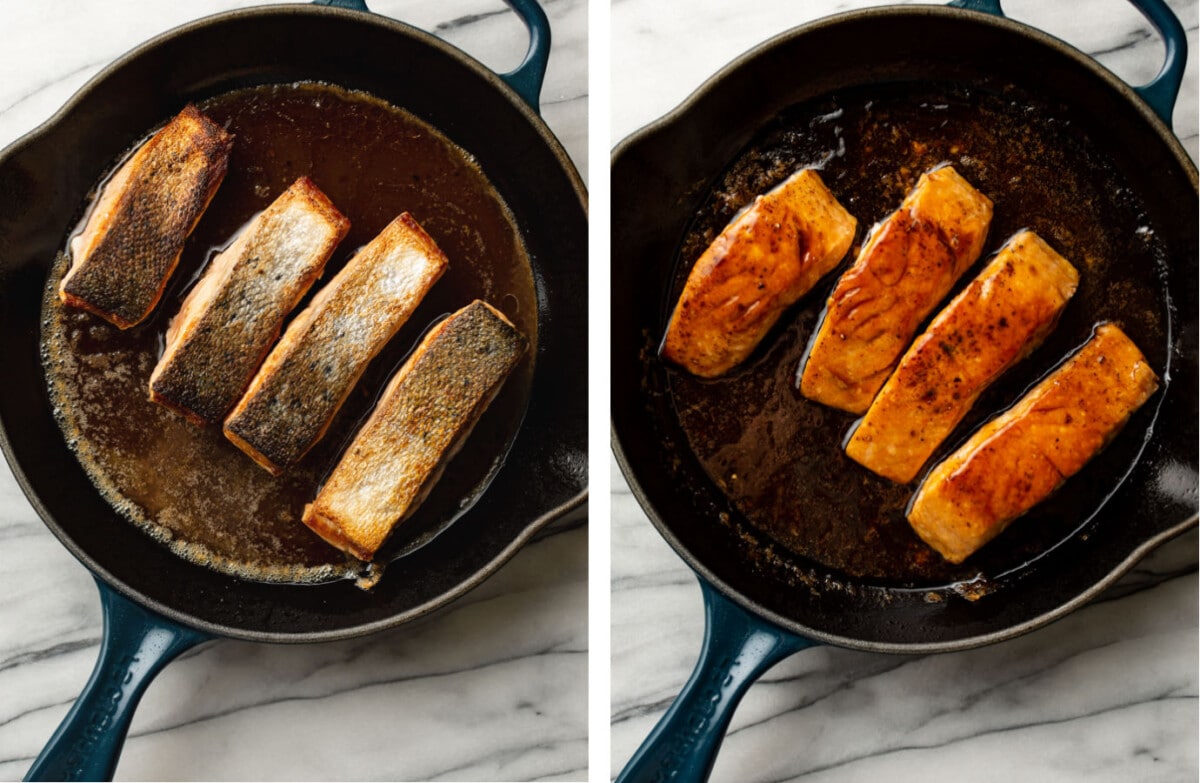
0, 8, 586, 640
611, 9, 1197, 650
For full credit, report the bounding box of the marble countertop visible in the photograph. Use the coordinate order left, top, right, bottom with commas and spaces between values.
0, 1, 587, 781
610, 1, 1198, 782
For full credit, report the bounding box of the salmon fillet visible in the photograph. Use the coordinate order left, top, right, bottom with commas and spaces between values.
661, 168, 856, 377
846, 231, 1079, 483
148, 177, 350, 426
907, 323, 1159, 563
224, 212, 448, 475
302, 300, 527, 561
799, 166, 994, 413
59, 104, 233, 329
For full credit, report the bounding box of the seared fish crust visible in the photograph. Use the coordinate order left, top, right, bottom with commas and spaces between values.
149, 177, 349, 425
224, 212, 448, 474
60, 104, 233, 328
302, 300, 526, 561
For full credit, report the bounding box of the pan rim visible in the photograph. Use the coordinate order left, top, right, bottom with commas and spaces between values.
3, 3, 588, 210
612, 426, 1196, 654
0, 1, 588, 643
610, 3, 1197, 654
611, 4, 1198, 186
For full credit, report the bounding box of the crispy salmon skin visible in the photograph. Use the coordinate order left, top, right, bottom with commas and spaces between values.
302, 300, 526, 561
661, 168, 856, 377
799, 165, 994, 413
846, 231, 1079, 483
907, 323, 1159, 563
224, 212, 448, 474
59, 104, 233, 328
149, 177, 349, 426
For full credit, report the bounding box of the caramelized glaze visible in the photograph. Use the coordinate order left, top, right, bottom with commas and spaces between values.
663, 82, 1169, 586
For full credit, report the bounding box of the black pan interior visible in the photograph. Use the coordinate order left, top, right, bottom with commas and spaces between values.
612, 7, 1196, 651
0, 6, 586, 641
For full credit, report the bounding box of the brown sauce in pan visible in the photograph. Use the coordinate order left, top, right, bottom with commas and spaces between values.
41, 82, 537, 585
665, 82, 1170, 588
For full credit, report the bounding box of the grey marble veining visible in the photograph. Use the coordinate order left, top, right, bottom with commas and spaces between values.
0, 1, 587, 781
610, 1, 1198, 781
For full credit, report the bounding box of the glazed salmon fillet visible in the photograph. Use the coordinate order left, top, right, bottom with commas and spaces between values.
60, 104, 233, 329
149, 177, 349, 426
846, 231, 1079, 483
907, 323, 1159, 563
224, 212, 448, 475
799, 166, 993, 413
661, 168, 856, 377
302, 300, 527, 561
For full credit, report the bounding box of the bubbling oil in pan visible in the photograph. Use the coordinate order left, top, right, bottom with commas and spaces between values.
665, 81, 1171, 590
41, 82, 538, 586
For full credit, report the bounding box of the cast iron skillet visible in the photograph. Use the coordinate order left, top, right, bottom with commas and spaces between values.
611, 0, 1196, 780
0, 1, 586, 779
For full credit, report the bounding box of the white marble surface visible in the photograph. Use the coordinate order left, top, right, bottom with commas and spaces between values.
611, 1, 1198, 781
0, 1, 587, 781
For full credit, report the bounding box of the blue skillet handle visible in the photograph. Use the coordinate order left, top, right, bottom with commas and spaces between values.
496, 0, 552, 114
948, 0, 1187, 126
615, 578, 818, 783
1126, 0, 1188, 124
314, 0, 551, 114
25, 579, 211, 782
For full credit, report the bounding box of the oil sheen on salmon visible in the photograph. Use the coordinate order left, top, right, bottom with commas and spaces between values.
41, 82, 537, 585
662, 81, 1170, 587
